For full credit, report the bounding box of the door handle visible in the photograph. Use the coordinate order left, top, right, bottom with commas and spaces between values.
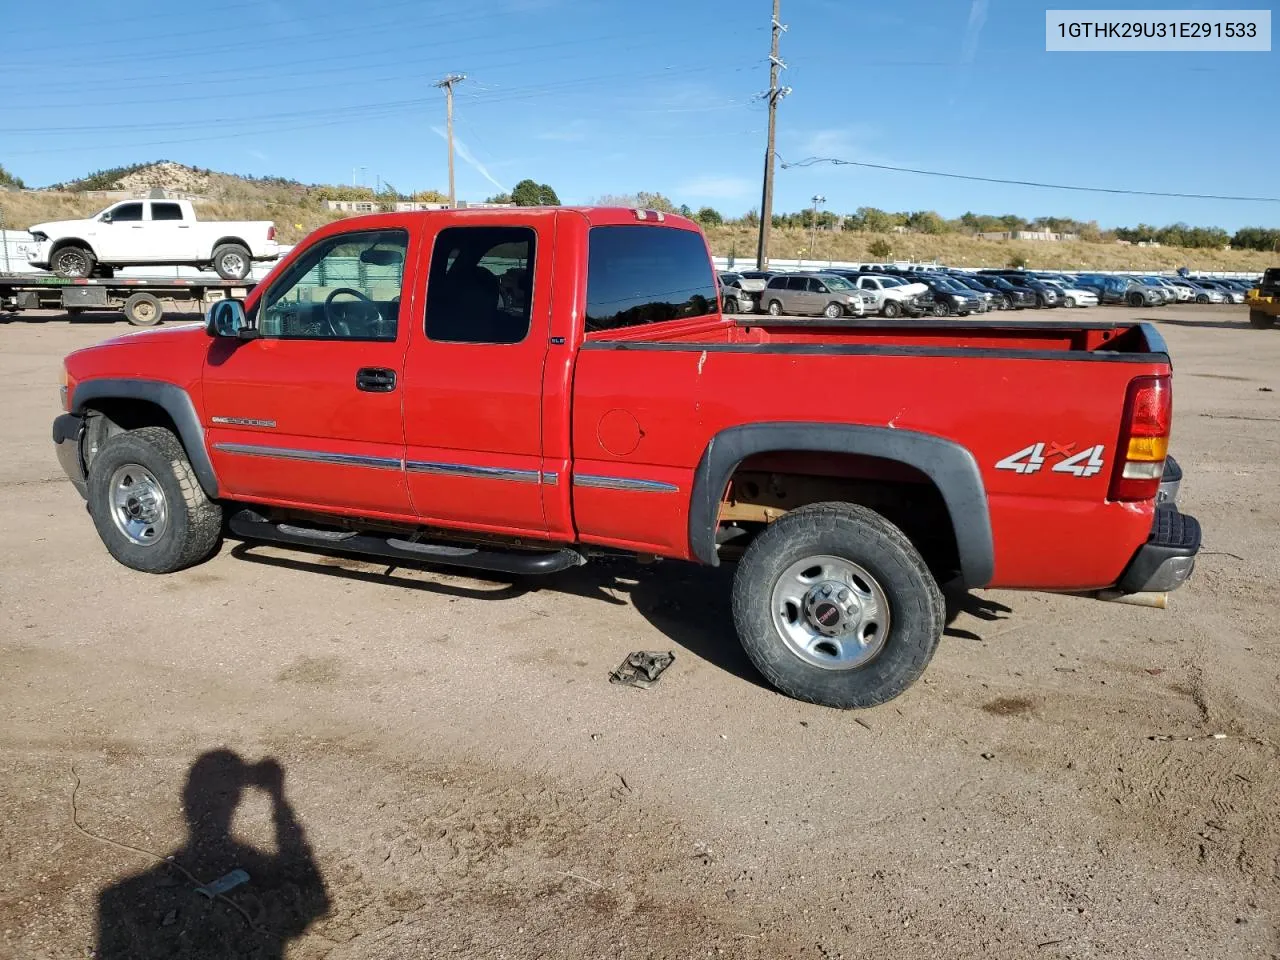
356, 367, 397, 392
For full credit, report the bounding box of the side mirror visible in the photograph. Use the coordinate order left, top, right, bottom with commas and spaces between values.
100, 212, 113, 223
205, 298, 257, 339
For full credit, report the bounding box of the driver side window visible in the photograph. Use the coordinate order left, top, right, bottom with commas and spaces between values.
258, 229, 407, 341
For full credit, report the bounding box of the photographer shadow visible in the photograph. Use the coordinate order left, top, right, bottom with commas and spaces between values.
95, 749, 329, 960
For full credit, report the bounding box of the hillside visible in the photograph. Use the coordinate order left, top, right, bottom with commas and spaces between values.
3, 161, 1276, 271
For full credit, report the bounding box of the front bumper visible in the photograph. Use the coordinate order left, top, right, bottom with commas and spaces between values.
25, 239, 52, 268
53, 413, 88, 499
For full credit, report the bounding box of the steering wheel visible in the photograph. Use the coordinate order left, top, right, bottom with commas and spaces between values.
323, 287, 379, 337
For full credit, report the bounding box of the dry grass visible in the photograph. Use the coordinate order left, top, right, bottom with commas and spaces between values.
3, 191, 1274, 271
703, 225, 1277, 272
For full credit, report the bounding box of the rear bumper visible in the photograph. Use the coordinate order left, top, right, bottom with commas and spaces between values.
53, 413, 88, 499
1117, 499, 1200, 594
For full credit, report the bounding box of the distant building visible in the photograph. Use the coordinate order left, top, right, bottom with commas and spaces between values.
977, 230, 1079, 242
324, 199, 379, 213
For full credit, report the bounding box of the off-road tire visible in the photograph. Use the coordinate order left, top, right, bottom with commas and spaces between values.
87, 427, 222, 574
731, 502, 945, 709
212, 243, 252, 280
123, 292, 163, 327
51, 246, 96, 279
1251, 309, 1276, 329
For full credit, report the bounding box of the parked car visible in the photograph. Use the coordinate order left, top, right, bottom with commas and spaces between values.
828, 271, 929, 318
24, 199, 280, 280
981, 272, 1061, 308
1074, 275, 1163, 307
949, 274, 1013, 309
1192, 278, 1247, 303
1168, 279, 1224, 304
915, 275, 984, 316
762, 273, 873, 318
720, 271, 761, 313
972, 275, 1037, 311
49, 204, 1200, 710
1043, 280, 1099, 308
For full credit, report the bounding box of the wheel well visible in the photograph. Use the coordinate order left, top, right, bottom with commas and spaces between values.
80, 400, 180, 471
716, 451, 961, 579
212, 236, 249, 252
49, 237, 95, 257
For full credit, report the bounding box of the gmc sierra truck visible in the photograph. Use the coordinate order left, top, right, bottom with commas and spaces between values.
25, 198, 278, 280
51, 207, 1201, 708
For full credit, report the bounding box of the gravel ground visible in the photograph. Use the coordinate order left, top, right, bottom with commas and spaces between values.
1, 306, 1276, 959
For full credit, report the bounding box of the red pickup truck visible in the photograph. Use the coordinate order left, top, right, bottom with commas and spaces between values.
52, 207, 1200, 708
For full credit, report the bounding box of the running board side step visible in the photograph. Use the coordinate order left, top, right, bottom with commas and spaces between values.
228, 509, 586, 575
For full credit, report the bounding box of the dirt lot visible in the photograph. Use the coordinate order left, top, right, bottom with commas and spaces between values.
1, 306, 1277, 959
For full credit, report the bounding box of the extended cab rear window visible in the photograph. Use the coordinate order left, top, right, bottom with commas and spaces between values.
585, 226, 717, 332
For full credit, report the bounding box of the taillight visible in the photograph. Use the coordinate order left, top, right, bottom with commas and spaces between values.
267, 225, 277, 241
1109, 375, 1171, 501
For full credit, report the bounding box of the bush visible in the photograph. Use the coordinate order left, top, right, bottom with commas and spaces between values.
1008, 254, 1029, 269
867, 238, 892, 259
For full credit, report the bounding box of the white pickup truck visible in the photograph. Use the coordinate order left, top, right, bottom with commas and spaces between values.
24, 198, 279, 279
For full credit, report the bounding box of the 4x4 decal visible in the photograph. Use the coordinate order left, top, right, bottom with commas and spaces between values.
996, 442, 1106, 477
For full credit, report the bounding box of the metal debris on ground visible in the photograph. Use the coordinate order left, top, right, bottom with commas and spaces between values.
609, 651, 675, 689
195, 869, 250, 899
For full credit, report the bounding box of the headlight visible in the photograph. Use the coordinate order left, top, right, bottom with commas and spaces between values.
951, 294, 965, 302
30, 231, 49, 242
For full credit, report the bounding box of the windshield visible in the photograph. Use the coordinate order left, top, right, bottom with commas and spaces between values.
820, 275, 853, 290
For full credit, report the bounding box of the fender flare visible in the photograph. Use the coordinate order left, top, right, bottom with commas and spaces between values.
72, 379, 219, 498
688, 422, 994, 588
49, 237, 97, 258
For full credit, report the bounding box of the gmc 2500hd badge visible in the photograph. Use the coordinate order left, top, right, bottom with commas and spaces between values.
996, 442, 1106, 477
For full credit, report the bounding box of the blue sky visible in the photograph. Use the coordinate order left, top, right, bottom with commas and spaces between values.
2, 0, 1276, 229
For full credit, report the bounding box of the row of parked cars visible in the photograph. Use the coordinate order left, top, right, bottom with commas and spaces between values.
719, 266, 1259, 319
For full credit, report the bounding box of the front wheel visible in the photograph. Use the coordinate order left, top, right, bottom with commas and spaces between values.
1128, 291, 1145, 307
881, 299, 901, 319
212, 243, 252, 280
767, 299, 783, 317
86, 427, 223, 573
823, 301, 844, 319
51, 246, 96, 279
1196, 294, 1209, 304
724, 296, 740, 315
931, 301, 949, 317
731, 502, 945, 709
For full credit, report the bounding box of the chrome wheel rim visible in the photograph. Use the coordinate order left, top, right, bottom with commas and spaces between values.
770, 555, 891, 670
58, 251, 88, 277
108, 463, 169, 546
220, 252, 246, 276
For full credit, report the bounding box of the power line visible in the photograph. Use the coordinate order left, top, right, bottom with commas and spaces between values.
779, 155, 1280, 203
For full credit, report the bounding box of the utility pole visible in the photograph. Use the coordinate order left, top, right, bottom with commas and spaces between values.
809, 195, 825, 261
756, 0, 789, 271
435, 73, 467, 208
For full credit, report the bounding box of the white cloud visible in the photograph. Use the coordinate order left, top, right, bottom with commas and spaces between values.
676, 176, 754, 200
430, 126, 507, 194
961, 0, 990, 64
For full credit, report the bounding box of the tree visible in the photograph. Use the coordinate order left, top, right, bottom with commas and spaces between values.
0, 163, 25, 189
485, 192, 513, 204
678, 203, 693, 218
635, 191, 676, 213
1008, 254, 1029, 269
867, 238, 892, 259
511, 179, 560, 206
696, 206, 723, 227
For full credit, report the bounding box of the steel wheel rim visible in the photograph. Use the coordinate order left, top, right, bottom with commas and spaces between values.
133, 300, 157, 322
770, 555, 891, 671
108, 463, 169, 546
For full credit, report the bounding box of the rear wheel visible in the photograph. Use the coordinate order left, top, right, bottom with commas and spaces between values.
86, 427, 223, 573
1250, 309, 1276, 329
122, 292, 163, 327
731, 502, 945, 709
881, 299, 901, 319
212, 243, 252, 280
1196, 294, 1209, 304
51, 246, 95, 279
1064, 296, 1076, 308
767, 299, 783, 317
